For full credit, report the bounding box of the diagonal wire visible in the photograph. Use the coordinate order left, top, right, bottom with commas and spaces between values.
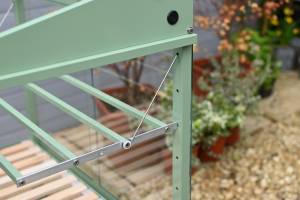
130, 53, 178, 141
0, 2, 14, 30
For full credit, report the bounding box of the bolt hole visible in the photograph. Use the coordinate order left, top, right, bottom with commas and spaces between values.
176, 89, 179, 93
176, 156, 179, 160
176, 187, 179, 190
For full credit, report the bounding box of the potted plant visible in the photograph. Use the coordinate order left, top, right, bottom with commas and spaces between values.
161, 50, 260, 163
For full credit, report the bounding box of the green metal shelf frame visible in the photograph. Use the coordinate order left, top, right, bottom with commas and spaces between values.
0, 0, 197, 199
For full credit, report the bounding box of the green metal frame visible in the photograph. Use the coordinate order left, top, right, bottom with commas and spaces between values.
0, 0, 196, 199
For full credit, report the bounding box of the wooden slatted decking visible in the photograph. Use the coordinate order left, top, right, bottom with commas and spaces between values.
0, 141, 99, 200
0, 110, 171, 199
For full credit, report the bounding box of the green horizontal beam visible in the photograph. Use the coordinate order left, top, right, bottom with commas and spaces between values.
0, 98, 75, 160
0, 154, 22, 183
0, 34, 196, 90
61, 75, 166, 128
47, 0, 78, 5
26, 83, 126, 143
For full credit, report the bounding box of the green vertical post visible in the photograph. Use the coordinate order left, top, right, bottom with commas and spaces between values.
25, 89, 39, 141
172, 46, 193, 200
13, 0, 26, 24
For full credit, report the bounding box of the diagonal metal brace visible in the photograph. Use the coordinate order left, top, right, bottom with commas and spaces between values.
16, 122, 178, 186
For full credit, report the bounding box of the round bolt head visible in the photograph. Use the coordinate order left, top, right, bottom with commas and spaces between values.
73, 159, 80, 166
122, 141, 132, 149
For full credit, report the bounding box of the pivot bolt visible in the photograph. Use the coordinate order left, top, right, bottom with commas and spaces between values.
122, 141, 132, 149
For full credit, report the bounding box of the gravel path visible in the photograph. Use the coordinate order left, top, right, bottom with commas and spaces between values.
122, 72, 300, 200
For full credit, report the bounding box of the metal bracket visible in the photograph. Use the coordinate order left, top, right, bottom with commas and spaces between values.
15, 122, 177, 186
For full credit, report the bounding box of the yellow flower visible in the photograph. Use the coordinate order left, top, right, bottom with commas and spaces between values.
271, 16, 279, 26
293, 28, 300, 34
285, 17, 293, 24
284, 7, 294, 16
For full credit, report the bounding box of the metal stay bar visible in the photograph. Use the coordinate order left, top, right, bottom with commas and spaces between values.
17, 122, 177, 186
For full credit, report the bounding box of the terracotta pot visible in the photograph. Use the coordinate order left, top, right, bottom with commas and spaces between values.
197, 137, 226, 162
225, 127, 240, 146
192, 58, 218, 97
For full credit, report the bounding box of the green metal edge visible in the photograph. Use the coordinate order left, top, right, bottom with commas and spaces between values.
0, 155, 22, 183
0, 34, 197, 90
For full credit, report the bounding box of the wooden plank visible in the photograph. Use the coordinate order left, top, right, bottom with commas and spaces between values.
42, 184, 87, 200
0, 141, 33, 156
0, 153, 48, 176
73, 192, 99, 200
0, 142, 99, 200
5, 147, 40, 163
0, 161, 56, 189
0, 173, 64, 199
7, 176, 76, 200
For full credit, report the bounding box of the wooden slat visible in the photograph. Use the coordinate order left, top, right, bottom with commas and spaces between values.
0, 173, 64, 199
73, 192, 99, 200
7, 176, 76, 200
42, 184, 87, 200
5, 147, 40, 163
0, 141, 33, 156
0, 153, 48, 177
0, 161, 56, 189
0, 142, 99, 200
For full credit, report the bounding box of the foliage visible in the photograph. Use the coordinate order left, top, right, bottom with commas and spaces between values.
263, 2, 300, 45
233, 28, 281, 91
162, 50, 260, 148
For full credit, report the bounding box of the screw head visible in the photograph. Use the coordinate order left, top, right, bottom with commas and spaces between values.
99, 152, 104, 156
187, 27, 193, 34
18, 180, 25, 186
164, 126, 169, 132
73, 159, 80, 166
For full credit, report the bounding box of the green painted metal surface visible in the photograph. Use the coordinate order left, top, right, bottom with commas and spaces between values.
0, 155, 22, 183
0, 0, 196, 89
26, 83, 127, 143
0, 35, 196, 90
61, 75, 166, 128
0, 98, 75, 159
47, 0, 78, 5
0, 0, 195, 198
172, 47, 193, 200
13, 0, 26, 24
